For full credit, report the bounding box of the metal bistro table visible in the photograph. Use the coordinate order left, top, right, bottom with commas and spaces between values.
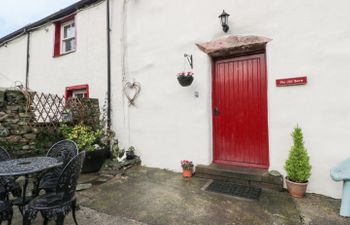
0, 157, 62, 213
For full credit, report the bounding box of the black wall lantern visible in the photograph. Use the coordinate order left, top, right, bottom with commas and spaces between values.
218, 10, 230, 33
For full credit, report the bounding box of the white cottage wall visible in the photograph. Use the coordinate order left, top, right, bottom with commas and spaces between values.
0, 36, 27, 87
0, 0, 349, 198
0, 1, 108, 104
118, 0, 350, 198
29, 1, 108, 103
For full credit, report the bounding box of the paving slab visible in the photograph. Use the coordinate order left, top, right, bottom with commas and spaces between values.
78, 166, 302, 225
10, 166, 350, 225
11, 206, 145, 225
295, 193, 350, 225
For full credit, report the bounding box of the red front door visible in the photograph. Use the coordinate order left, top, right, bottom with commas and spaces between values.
212, 53, 269, 169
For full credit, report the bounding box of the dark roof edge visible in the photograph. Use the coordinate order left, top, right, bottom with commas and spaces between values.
0, 0, 104, 45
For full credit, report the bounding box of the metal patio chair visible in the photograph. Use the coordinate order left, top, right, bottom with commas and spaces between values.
24, 151, 85, 225
0, 200, 13, 225
35, 140, 79, 194
0, 147, 22, 199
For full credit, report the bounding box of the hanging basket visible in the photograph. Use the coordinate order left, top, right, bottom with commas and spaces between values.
177, 75, 194, 87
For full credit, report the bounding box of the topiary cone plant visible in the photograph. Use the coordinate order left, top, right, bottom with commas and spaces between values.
284, 126, 312, 198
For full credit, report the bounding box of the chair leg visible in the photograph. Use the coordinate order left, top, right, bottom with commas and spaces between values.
6, 209, 13, 225
72, 200, 79, 225
23, 209, 36, 225
23, 212, 31, 225
43, 217, 48, 225
55, 215, 65, 225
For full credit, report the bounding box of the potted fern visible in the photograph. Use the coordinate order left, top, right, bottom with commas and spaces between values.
284, 126, 312, 198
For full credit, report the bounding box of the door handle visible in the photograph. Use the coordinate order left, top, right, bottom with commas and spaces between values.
214, 107, 220, 116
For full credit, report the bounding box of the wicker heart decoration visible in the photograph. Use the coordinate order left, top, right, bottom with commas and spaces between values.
123, 82, 141, 106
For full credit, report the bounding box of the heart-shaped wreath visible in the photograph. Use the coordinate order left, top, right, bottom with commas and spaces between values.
123, 81, 141, 106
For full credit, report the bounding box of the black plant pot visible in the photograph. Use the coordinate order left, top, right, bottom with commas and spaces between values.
177, 75, 194, 87
81, 147, 110, 173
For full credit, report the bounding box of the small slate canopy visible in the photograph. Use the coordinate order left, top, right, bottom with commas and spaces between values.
197, 35, 271, 57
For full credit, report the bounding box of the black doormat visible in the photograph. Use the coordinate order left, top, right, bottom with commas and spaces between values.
205, 180, 262, 200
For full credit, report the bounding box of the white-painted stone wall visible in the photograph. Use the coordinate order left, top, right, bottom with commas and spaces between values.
1, 0, 350, 198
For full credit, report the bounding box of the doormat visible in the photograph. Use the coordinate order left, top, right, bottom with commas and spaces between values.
205, 180, 262, 200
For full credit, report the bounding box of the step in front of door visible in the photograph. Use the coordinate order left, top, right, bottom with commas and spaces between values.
195, 164, 283, 191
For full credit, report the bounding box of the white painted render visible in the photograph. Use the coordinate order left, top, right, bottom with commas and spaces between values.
28, 1, 108, 104
0, 35, 27, 87
1, 0, 350, 198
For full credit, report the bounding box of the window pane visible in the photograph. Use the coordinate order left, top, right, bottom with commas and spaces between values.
72, 38, 76, 50
63, 24, 75, 39
65, 40, 71, 52
62, 38, 76, 53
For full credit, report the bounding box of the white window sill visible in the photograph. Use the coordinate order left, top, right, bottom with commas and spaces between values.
54, 49, 76, 58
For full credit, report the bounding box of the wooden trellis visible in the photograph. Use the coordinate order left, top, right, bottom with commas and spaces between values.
29, 92, 65, 130
28, 92, 100, 131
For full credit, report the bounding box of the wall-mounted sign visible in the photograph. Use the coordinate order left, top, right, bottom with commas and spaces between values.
276, 76, 307, 87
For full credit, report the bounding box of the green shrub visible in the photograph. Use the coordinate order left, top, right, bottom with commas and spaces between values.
60, 123, 103, 152
284, 126, 312, 183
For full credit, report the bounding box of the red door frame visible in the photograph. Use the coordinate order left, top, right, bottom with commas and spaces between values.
211, 53, 269, 169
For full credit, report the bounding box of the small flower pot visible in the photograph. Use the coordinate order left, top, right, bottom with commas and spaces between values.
285, 178, 308, 198
177, 75, 194, 87
182, 168, 193, 178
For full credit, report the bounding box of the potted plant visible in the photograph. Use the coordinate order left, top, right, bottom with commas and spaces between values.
181, 160, 194, 178
177, 72, 194, 87
60, 123, 109, 173
284, 126, 312, 198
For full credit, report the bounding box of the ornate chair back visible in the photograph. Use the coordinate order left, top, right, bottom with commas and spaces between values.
46, 140, 79, 177
0, 147, 10, 162
56, 151, 85, 202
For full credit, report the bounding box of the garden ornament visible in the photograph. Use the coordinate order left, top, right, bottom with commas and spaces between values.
330, 158, 350, 217
123, 81, 141, 106
117, 147, 136, 163
117, 149, 127, 163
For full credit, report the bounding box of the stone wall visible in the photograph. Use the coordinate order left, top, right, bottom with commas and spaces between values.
0, 89, 37, 157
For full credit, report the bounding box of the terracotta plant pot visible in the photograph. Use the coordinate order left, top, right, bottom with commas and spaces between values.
285, 178, 308, 198
182, 169, 193, 178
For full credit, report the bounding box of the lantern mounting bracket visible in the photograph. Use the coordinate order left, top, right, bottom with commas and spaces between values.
184, 54, 193, 69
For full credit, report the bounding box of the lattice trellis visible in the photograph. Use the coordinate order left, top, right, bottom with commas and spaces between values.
29, 92, 100, 131
29, 92, 66, 130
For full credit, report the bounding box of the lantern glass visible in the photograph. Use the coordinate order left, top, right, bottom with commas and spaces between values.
220, 16, 226, 26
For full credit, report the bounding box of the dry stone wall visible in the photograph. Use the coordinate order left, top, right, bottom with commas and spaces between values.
0, 89, 37, 157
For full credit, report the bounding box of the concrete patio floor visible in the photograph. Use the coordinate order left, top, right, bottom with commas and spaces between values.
11, 166, 350, 225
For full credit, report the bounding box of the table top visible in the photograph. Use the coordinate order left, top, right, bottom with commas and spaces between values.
0, 157, 62, 176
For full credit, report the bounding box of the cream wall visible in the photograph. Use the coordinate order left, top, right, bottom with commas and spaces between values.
0, 1, 108, 103
0, 35, 27, 87
29, 1, 108, 103
119, 0, 350, 198
0, 0, 349, 198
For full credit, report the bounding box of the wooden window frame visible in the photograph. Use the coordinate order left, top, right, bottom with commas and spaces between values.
60, 20, 76, 54
53, 15, 76, 57
65, 84, 89, 101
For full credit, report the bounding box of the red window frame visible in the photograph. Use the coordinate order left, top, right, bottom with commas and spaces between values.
65, 84, 89, 101
53, 15, 76, 57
